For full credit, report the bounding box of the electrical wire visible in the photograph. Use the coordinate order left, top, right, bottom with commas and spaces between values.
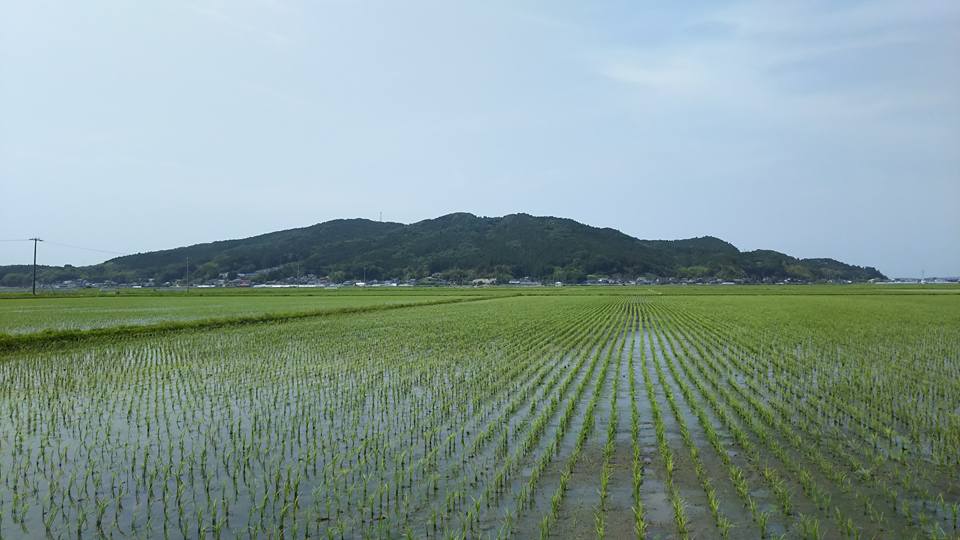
42, 240, 125, 255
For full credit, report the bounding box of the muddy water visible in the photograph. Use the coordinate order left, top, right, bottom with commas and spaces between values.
548, 330, 621, 539
507, 337, 618, 537
641, 327, 720, 538
652, 327, 766, 537
604, 339, 642, 537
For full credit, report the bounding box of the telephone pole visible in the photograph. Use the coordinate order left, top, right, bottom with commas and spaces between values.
29, 237, 43, 295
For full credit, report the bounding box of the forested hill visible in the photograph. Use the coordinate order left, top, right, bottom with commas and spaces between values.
0, 213, 886, 285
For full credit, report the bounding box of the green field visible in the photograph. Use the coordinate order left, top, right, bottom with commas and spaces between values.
0, 293, 473, 335
1, 287, 958, 538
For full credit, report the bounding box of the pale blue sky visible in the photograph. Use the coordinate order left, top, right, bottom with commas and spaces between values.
2, 1, 958, 277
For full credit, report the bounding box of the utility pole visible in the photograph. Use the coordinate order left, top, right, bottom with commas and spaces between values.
185, 256, 190, 289
29, 237, 43, 296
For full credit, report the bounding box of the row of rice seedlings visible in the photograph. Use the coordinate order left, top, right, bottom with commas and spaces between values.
652, 310, 797, 529
594, 304, 626, 538
760, 304, 955, 464
680, 326, 878, 539
312, 308, 563, 535
0, 297, 596, 537
538, 304, 628, 539
328, 300, 615, 535
487, 302, 628, 537
378, 301, 616, 535
642, 301, 830, 536
676, 302, 959, 531
675, 295, 959, 473
644, 307, 739, 538
688, 319, 922, 526
668, 309, 865, 536
436, 301, 621, 536
324, 302, 578, 534
654, 299, 945, 538
638, 306, 690, 539
410, 301, 613, 536
659, 303, 929, 536
258, 312, 516, 532
626, 303, 648, 538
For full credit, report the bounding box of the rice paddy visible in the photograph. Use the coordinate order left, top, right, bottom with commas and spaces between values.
0, 287, 957, 538
0, 293, 473, 335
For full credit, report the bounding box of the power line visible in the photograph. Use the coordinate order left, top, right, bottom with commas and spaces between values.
42, 240, 125, 255
2, 238, 125, 255
3, 238, 127, 294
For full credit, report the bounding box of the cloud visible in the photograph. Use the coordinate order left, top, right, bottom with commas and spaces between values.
593, 0, 959, 140
710, 0, 960, 39
600, 57, 706, 95
183, 0, 293, 46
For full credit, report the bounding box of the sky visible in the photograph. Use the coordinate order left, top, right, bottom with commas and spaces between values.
1, 1, 958, 278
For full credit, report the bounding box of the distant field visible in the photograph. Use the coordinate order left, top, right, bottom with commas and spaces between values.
3, 282, 956, 300
1, 283, 956, 336
0, 293, 470, 334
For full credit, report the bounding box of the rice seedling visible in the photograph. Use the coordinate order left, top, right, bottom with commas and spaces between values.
0, 289, 954, 538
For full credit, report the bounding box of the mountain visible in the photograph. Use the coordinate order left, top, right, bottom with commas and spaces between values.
0, 213, 886, 285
